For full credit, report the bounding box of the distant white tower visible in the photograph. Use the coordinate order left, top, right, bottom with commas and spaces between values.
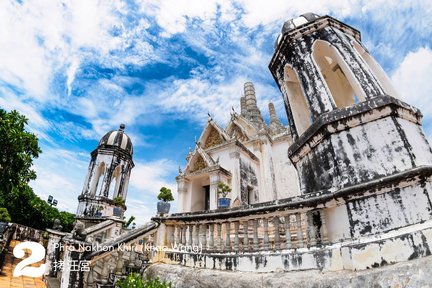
76, 124, 134, 222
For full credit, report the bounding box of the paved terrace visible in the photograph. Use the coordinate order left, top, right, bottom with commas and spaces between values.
0, 240, 46, 288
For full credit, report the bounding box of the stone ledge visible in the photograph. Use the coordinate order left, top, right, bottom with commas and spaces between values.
287, 95, 422, 159
148, 254, 432, 288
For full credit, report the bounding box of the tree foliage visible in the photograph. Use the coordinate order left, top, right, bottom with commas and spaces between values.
0, 207, 11, 222
157, 187, 174, 202
0, 109, 41, 190
124, 215, 136, 228
0, 109, 75, 231
113, 196, 126, 209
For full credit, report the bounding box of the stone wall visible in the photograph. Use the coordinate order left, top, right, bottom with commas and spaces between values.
12, 223, 44, 243
148, 254, 432, 288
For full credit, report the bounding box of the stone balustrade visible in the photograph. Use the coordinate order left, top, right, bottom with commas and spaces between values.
158, 208, 329, 253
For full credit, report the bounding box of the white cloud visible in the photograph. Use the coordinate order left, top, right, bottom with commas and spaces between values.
123, 159, 178, 224
139, 0, 361, 34
155, 75, 281, 126
31, 147, 89, 213
0, 0, 155, 105
391, 47, 432, 116
391, 47, 432, 143
0, 92, 47, 129
129, 159, 177, 195
138, 0, 236, 36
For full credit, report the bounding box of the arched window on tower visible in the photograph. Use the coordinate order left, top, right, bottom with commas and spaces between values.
312, 40, 366, 108
352, 40, 399, 99
92, 162, 105, 196
108, 165, 122, 199
284, 65, 313, 136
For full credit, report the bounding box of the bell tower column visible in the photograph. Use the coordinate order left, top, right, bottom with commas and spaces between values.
76, 124, 134, 223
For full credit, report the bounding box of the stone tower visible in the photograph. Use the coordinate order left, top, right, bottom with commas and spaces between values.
269, 13, 432, 195
242, 82, 265, 129
76, 124, 134, 223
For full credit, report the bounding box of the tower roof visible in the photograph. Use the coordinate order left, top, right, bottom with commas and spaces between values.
282, 13, 320, 33
98, 124, 133, 155
275, 13, 321, 49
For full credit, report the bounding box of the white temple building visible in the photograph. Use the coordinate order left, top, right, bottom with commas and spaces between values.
176, 82, 300, 212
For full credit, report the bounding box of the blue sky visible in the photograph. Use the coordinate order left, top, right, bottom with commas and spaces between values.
0, 0, 431, 224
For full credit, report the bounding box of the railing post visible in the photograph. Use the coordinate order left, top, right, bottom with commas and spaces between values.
115, 250, 123, 276
234, 221, 239, 251
209, 223, 214, 250
200, 224, 207, 248
225, 222, 231, 251
243, 220, 249, 251
174, 225, 179, 246
263, 218, 269, 250
168, 226, 174, 247
129, 244, 136, 266
217, 223, 222, 250
188, 225, 193, 246
273, 217, 280, 250
193, 224, 199, 246
87, 270, 94, 288
320, 210, 329, 244
284, 215, 292, 249
253, 219, 259, 251
181, 225, 186, 245
296, 213, 304, 248
307, 213, 317, 247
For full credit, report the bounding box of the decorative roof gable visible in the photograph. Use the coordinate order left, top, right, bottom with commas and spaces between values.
226, 113, 257, 140
197, 118, 230, 150
184, 146, 216, 174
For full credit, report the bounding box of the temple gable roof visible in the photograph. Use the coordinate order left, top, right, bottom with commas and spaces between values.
197, 118, 230, 150
184, 146, 216, 174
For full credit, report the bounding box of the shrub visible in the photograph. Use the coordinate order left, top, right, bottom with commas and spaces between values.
115, 272, 171, 288
0, 207, 11, 222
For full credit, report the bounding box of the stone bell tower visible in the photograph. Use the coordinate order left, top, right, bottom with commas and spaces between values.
76, 124, 134, 223
269, 13, 432, 195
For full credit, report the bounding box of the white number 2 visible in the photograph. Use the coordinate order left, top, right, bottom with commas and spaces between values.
13, 241, 46, 277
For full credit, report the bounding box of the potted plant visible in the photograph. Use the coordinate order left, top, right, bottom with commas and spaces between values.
95, 206, 103, 217
217, 182, 232, 208
157, 187, 174, 215
113, 196, 126, 209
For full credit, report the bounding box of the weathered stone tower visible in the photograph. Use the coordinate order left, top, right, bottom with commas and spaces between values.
269, 13, 432, 239
76, 124, 134, 224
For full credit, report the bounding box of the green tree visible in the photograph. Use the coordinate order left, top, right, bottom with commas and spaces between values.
0, 109, 75, 231
0, 109, 41, 192
0, 207, 11, 222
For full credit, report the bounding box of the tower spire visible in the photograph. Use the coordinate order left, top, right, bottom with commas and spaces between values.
268, 102, 279, 124
268, 102, 285, 135
240, 96, 247, 116
243, 82, 264, 128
